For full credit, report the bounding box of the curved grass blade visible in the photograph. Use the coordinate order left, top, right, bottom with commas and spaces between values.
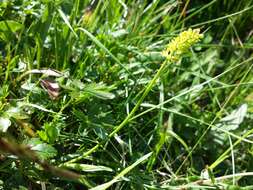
58, 9, 78, 38
90, 152, 152, 190
77, 27, 134, 79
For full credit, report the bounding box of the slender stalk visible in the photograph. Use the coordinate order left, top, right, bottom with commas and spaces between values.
64, 60, 169, 164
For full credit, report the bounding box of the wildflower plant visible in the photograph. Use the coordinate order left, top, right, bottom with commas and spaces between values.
1, 0, 253, 188
162, 28, 203, 62
65, 28, 204, 165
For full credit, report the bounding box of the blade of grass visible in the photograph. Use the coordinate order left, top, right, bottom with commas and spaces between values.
77, 27, 135, 79
176, 58, 253, 174
130, 56, 253, 122
190, 5, 253, 28
90, 152, 152, 190
58, 9, 78, 38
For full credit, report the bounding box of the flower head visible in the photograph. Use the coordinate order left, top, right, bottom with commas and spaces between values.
162, 28, 203, 62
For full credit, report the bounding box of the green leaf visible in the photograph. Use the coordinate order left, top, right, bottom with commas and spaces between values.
109, 29, 128, 38
217, 104, 248, 131
0, 20, 24, 41
62, 163, 113, 172
27, 138, 57, 159
84, 83, 115, 100
94, 127, 107, 140
18, 102, 58, 114
37, 130, 48, 142
38, 122, 60, 144
85, 89, 115, 100
6, 107, 29, 120
58, 9, 78, 38
67, 80, 115, 102
0, 20, 24, 33
0, 85, 9, 99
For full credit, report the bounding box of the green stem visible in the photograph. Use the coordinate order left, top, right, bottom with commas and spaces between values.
64, 60, 169, 164
209, 125, 253, 170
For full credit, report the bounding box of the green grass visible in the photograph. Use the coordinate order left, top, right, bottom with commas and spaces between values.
0, 0, 253, 189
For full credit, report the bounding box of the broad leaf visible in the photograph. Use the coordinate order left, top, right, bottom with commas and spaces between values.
0, 20, 23, 41
217, 104, 248, 131
27, 138, 57, 160
0, 20, 23, 33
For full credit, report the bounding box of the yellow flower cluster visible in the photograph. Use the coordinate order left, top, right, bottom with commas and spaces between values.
162, 28, 203, 62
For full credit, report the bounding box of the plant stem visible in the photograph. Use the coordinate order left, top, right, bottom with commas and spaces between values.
64, 60, 169, 164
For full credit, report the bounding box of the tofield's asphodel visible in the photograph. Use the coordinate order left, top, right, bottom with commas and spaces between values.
162, 28, 203, 62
